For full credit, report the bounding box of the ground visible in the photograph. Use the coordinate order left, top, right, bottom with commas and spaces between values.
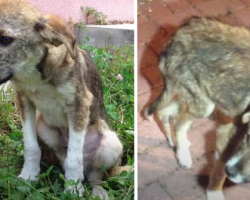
138, 0, 250, 199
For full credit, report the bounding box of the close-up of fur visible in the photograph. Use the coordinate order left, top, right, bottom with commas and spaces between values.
145, 16, 250, 200
0, 0, 130, 199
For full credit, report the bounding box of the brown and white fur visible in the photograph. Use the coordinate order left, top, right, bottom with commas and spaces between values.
0, 0, 130, 198
145, 17, 250, 200
222, 113, 250, 184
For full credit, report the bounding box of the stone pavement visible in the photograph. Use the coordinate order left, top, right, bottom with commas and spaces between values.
137, 0, 250, 199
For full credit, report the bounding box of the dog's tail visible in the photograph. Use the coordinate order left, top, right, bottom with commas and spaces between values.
145, 89, 173, 121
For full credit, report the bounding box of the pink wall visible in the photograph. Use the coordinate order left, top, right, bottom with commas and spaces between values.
27, 0, 134, 24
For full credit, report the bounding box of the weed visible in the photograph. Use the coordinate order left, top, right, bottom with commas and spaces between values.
82, 6, 107, 25
0, 42, 134, 199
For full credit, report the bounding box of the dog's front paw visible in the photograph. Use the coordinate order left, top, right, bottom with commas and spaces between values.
92, 186, 108, 200
18, 167, 40, 181
64, 182, 85, 197
176, 146, 192, 168
167, 137, 175, 147
206, 190, 225, 200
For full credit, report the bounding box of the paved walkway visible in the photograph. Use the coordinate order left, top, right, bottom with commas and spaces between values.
138, 0, 250, 199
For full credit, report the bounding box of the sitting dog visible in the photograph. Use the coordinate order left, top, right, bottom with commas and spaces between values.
145, 17, 250, 200
0, 0, 128, 198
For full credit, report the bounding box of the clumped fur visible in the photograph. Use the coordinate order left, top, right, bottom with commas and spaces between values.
146, 16, 250, 200
0, 0, 130, 199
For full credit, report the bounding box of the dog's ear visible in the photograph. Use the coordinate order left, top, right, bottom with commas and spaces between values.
34, 14, 76, 59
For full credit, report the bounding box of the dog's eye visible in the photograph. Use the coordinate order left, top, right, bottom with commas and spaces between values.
0, 36, 13, 46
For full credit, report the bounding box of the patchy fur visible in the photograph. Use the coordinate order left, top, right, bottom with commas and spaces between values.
146, 17, 250, 200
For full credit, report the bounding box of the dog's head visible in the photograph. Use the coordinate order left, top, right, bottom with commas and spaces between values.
225, 112, 250, 183
225, 134, 250, 184
0, 0, 76, 84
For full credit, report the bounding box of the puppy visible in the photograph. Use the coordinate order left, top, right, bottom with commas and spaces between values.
0, 0, 126, 198
145, 17, 250, 200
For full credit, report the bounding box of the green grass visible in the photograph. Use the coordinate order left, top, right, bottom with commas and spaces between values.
0, 43, 134, 200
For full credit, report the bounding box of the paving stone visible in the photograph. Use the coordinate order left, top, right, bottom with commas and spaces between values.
138, 182, 173, 200
138, 0, 151, 4
219, 14, 241, 26
191, 152, 214, 176
164, 0, 191, 13
159, 170, 204, 200
137, 86, 163, 112
137, 90, 151, 112
234, 7, 250, 27
138, 7, 150, 26
138, 22, 159, 45
138, 143, 177, 188
159, 6, 203, 29
138, 45, 158, 68
188, 118, 217, 159
195, 0, 229, 16
138, 111, 144, 124
242, 182, 250, 189
138, 119, 166, 153
222, 0, 246, 11
138, 72, 151, 95
191, 193, 207, 200
140, 1, 173, 26
224, 185, 250, 200
240, 0, 250, 6
142, 1, 193, 28
187, 0, 211, 5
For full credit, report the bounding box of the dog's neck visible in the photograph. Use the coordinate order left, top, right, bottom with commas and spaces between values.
35, 46, 48, 79
12, 44, 74, 89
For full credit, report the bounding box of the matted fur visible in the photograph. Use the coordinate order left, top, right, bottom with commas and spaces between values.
146, 17, 250, 200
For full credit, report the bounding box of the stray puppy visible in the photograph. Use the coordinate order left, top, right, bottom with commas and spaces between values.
0, 0, 126, 198
145, 17, 250, 200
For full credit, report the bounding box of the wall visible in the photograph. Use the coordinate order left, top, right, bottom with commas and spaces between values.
76, 26, 134, 48
27, 0, 134, 23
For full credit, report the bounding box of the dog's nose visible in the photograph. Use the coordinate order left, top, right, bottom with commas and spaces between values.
225, 165, 237, 178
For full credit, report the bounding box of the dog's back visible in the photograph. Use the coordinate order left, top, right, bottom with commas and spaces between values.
147, 17, 250, 119
79, 50, 108, 124
145, 16, 250, 199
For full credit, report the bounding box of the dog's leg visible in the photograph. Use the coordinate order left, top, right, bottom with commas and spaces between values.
87, 168, 109, 200
206, 122, 242, 200
36, 114, 67, 166
175, 101, 215, 168
63, 123, 86, 196
206, 157, 226, 200
92, 128, 123, 171
175, 105, 194, 168
63, 89, 93, 196
85, 124, 123, 200
16, 92, 41, 181
163, 120, 175, 147
158, 102, 179, 147
175, 118, 194, 168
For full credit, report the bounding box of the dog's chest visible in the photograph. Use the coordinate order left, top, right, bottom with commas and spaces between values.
18, 81, 75, 128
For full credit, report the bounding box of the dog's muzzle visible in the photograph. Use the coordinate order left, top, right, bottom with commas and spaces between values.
0, 68, 14, 85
